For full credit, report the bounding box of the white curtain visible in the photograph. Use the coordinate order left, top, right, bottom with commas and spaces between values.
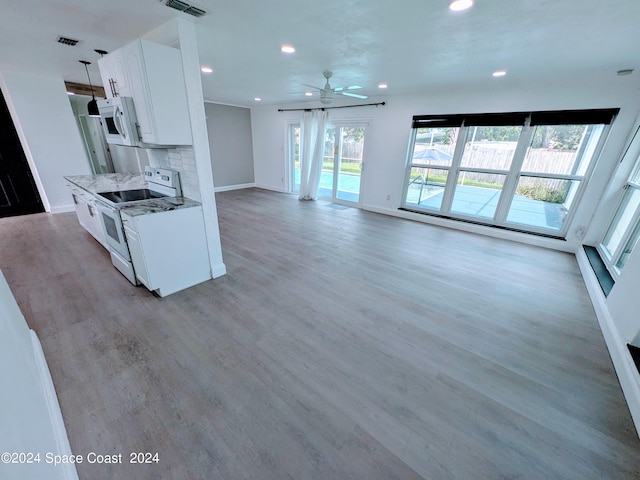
298, 109, 329, 200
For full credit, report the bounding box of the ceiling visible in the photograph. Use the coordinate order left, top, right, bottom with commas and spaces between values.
1, 0, 640, 107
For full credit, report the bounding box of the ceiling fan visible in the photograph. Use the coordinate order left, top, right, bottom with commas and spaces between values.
303, 71, 368, 104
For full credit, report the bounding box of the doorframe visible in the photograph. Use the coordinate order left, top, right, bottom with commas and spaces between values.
322, 120, 369, 207
0, 82, 50, 212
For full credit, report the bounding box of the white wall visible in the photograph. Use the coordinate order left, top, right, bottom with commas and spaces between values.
0, 270, 77, 480
0, 71, 90, 213
205, 102, 255, 189
251, 80, 640, 252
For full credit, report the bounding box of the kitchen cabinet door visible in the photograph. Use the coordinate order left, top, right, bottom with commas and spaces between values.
69, 187, 107, 249
98, 49, 131, 98
124, 39, 192, 146
123, 224, 151, 289
121, 206, 210, 297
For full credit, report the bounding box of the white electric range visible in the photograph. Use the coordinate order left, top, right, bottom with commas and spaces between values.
94, 166, 181, 284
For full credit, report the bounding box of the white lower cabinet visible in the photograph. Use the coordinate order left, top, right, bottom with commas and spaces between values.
121, 206, 211, 297
69, 186, 107, 248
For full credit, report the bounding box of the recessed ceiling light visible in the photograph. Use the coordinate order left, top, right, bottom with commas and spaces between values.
492, 70, 507, 77
449, 0, 473, 12
254, 97, 262, 102
378, 83, 388, 89
281, 45, 295, 54
200, 66, 213, 74
305, 92, 313, 96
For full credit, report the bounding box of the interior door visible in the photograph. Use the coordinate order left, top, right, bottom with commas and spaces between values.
322, 125, 366, 205
0, 89, 44, 218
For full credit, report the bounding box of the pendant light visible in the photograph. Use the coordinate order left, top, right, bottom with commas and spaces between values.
79, 60, 100, 117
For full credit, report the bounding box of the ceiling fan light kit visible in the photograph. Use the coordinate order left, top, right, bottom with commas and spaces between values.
303, 70, 369, 105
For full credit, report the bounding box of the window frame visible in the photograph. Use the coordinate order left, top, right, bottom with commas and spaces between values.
598, 160, 640, 279
401, 109, 618, 237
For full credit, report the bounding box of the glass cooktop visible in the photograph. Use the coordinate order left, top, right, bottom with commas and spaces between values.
97, 189, 167, 204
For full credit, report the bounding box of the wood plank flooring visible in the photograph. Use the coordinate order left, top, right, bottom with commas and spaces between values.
1, 187, 639, 479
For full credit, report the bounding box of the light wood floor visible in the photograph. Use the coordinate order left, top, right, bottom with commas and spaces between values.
1, 188, 639, 479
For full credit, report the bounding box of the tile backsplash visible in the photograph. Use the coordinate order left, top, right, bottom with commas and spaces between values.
147, 147, 201, 201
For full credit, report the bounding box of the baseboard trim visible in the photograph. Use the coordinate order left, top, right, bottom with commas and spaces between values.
51, 204, 76, 214
31, 330, 79, 480
211, 263, 227, 278
361, 204, 574, 252
214, 182, 256, 193
253, 184, 288, 193
576, 248, 640, 438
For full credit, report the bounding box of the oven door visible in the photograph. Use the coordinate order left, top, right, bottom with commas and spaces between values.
94, 201, 130, 261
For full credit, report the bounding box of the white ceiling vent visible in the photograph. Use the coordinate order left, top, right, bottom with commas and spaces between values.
163, 0, 207, 17
57, 36, 80, 46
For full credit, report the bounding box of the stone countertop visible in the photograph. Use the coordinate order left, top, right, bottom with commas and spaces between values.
119, 197, 201, 217
64, 173, 147, 194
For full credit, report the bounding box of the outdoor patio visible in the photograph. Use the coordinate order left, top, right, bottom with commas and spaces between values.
296, 170, 566, 231
405, 183, 565, 231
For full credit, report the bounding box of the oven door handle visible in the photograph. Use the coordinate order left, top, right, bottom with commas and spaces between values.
95, 200, 116, 218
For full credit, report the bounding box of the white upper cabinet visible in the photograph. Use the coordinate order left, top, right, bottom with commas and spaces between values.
99, 38, 192, 146
99, 48, 132, 98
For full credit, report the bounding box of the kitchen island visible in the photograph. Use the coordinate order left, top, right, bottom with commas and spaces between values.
65, 173, 211, 296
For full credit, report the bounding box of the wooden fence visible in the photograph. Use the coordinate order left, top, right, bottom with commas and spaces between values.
414, 143, 577, 191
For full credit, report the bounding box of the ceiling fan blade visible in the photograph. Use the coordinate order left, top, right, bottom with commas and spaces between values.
301, 83, 323, 91
340, 92, 368, 99
335, 85, 362, 92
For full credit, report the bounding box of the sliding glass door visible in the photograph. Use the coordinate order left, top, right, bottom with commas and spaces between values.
321, 125, 366, 204
291, 122, 366, 204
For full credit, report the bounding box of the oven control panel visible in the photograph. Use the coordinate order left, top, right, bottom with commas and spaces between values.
144, 166, 180, 189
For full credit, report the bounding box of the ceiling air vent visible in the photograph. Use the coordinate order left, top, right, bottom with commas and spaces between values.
57, 36, 80, 46
163, 0, 207, 17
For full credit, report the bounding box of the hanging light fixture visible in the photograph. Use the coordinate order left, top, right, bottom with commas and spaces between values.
79, 60, 100, 117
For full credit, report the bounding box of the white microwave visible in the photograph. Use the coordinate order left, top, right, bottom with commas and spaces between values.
97, 97, 142, 147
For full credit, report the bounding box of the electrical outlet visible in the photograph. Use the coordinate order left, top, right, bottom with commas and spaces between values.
386, 195, 391, 201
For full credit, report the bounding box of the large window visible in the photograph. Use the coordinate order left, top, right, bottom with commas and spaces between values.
402, 109, 618, 236
600, 161, 640, 277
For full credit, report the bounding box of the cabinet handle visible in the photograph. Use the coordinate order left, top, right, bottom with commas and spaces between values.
108, 79, 114, 97
72, 194, 78, 205
111, 78, 119, 97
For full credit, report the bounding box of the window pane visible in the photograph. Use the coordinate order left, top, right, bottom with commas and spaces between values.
522, 124, 604, 175
318, 128, 336, 198
616, 221, 640, 271
602, 187, 640, 258
451, 172, 505, 219
411, 128, 458, 167
460, 126, 522, 170
405, 167, 448, 210
336, 127, 365, 203
507, 177, 578, 230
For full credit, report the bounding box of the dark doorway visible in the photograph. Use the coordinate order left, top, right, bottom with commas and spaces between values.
0, 88, 44, 217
